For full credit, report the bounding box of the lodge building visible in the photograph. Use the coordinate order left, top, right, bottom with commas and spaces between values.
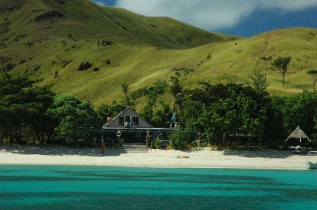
91, 107, 175, 146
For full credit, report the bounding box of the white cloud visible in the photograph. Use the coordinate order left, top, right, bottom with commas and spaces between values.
115, 0, 317, 30
95, 1, 105, 6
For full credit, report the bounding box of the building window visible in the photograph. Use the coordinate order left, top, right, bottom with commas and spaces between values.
119, 117, 124, 125
125, 116, 131, 122
133, 117, 139, 126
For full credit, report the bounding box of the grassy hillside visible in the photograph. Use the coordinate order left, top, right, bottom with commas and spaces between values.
1, 0, 317, 111
0, 0, 235, 49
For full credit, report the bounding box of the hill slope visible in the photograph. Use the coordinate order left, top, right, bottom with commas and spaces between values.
1, 0, 317, 110
0, 0, 236, 49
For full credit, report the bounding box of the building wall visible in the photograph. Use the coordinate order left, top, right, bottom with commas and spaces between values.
107, 109, 152, 128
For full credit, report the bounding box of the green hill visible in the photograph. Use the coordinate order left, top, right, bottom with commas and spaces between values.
1, 0, 317, 110
0, 0, 235, 49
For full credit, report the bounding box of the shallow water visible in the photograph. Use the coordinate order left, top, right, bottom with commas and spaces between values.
0, 165, 316, 209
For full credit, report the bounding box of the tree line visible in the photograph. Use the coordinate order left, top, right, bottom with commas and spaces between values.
1, 58, 317, 148
0, 73, 101, 145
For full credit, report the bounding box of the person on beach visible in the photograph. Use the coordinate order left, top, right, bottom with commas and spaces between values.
100, 144, 106, 154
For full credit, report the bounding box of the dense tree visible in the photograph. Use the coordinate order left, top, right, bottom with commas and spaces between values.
281, 91, 317, 135
121, 95, 135, 108
264, 96, 287, 146
141, 104, 154, 124
169, 73, 183, 112
47, 95, 102, 144
23, 86, 57, 143
139, 80, 169, 125
97, 103, 126, 123
129, 80, 168, 101
271, 56, 291, 86
307, 70, 317, 93
196, 86, 269, 144
0, 73, 55, 143
151, 102, 173, 127
265, 91, 317, 146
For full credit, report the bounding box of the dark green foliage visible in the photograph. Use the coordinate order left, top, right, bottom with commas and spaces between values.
0, 73, 55, 143
137, 80, 169, 125
135, 74, 317, 148
260, 56, 272, 62
120, 82, 130, 96
130, 80, 168, 101
120, 82, 135, 108
169, 129, 194, 150
264, 96, 287, 146
141, 104, 154, 124
265, 92, 317, 146
281, 91, 317, 135
121, 95, 135, 109
61, 40, 67, 46
206, 53, 211, 60
271, 56, 291, 86
247, 68, 268, 94
97, 103, 125, 122
47, 95, 102, 142
130, 87, 148, 100
180, 83, 267, 122
170, 73, 183, 98
68, 33, 74, 40
307, 70, 317, 93
172, 67, 195, 75
146, 80, 169, 108
196, 86, 269, 143
0, 18, 10, 35
96, 104, 112, 123
24, 42, 33, 48
151, 102, 173, 128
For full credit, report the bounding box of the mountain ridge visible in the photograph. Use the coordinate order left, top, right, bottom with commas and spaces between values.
1, 0, 316, 109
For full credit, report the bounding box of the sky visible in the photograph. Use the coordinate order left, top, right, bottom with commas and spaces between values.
93, 0, 317, 37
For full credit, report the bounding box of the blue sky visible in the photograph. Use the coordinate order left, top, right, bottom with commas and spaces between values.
93, 0, 317, 37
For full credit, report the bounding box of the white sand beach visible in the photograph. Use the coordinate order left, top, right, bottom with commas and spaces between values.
0, 146, 315, 170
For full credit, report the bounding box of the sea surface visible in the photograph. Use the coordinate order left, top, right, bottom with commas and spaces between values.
0, 165, 316, 209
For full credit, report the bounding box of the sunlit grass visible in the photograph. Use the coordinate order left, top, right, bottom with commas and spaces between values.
1, 0, 316, 110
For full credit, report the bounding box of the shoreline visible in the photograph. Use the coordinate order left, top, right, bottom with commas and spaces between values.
0, 163, 308, 171
0, 146, 315, 170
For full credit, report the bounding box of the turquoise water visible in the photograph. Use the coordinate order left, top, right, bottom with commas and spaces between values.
0, 166, 317, 209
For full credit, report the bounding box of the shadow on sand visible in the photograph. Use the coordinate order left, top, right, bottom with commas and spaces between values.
223, 149, 299, 158
0, 145, 128, 157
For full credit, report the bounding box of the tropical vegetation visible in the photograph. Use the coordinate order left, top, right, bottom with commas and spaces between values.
2, 71, 316, 149
1, 0, 317, 149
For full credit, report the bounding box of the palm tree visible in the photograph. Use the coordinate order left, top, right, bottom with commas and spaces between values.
120, 82, 133, 107
120, 82, 130, 97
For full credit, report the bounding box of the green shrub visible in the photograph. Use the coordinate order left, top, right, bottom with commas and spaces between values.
169, 129, 193, 150
154, 139, 162, 149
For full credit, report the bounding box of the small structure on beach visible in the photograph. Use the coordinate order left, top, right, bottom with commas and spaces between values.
285, 126, 311, 145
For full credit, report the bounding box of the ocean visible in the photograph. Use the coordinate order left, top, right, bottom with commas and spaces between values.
0, 165, 316, 209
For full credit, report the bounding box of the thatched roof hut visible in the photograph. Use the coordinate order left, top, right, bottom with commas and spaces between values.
285, 126, 311, 143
